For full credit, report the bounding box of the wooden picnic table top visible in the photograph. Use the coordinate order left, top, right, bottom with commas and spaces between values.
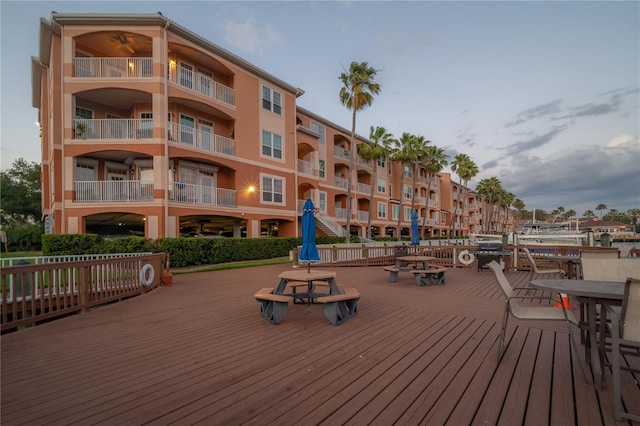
278, 269, 337, 281
397, 255, 436, 262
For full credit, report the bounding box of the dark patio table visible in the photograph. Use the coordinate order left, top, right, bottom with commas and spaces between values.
530, 279, 624, 390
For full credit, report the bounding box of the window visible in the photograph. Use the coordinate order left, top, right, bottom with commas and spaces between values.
262, 130, 283, 159
75, 107, 93, 119
262, 85, 282, 115
392, 204, 400, 220
139, 112, 153, 138
319, 192, 327, 213
404, 207, 412, 221
261, 175, 284, 204
377, 178, 386, 193
440, 212, 447, 224
377, 158, 385, 168
377, 202, 387, 219
318, 160, 325, 178
403, 165, 412, 178
310, 122, 325, 144
75, 159, 97, 181
403, 185, 412, 199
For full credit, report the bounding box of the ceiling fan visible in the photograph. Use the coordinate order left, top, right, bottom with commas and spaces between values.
112, 34, 136, 54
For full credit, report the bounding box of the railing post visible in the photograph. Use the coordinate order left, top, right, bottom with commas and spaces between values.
79, 266, 89, 313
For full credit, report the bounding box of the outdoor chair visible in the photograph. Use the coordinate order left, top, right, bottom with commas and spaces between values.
627, 247, 640, 258
607, 277, 640, 422
521, 247, 566, 278
487, 261, 587, 383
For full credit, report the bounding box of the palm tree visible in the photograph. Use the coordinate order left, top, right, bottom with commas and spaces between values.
390, 132, 422, 241
595, 203, 607, 218
476, 176, 502, 233
448, 154, 478, 237
421, 145, 448, 237
339, 61, 381, 243
512, 198, 525, 227
358, 126, 394, 239
583, 210, 595, 218
499, 191, 515, 233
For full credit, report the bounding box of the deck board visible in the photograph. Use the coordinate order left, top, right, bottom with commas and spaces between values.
2, 264, 638, 425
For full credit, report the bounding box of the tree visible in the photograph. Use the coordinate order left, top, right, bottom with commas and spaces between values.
390, 132, 423, 240
359, 126, 394, 239
448, 153, 478, 237
583, 210, 595, 218
595, 203, 607, 218
0, 158, 42, 225
513, 198, 526, 225
421, 145, 448, 237
476, 177, 502, 233
339, 61, 381, 243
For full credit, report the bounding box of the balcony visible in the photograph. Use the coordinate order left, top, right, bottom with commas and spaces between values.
335, 207, 347, 219
297, 159, 316, 177
333, 146, 350, 160
74, 180, 153, 202
73, 119, 153, 140
168, 65, 235, 107
74, 57, 153, 78
334, 176, 348, 189
356, 182, 371, 194
170, 182, 236, 207
356, 156, 372, 169
357, 210, 369, 221
168, 122, 235, 156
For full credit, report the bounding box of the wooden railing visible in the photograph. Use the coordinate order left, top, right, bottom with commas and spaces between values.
291, 243, 611, 271
1, 253, 166, 333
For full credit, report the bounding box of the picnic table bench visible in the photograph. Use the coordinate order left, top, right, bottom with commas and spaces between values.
254, 288, 292, 325
411, 266, 448, 286
316, 288, 360, 325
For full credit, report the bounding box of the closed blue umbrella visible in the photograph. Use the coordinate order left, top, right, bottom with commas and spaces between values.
411, 209, 420, 246
300, 199, 320, 272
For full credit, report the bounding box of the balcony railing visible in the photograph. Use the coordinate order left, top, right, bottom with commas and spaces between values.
170, 182, 236, 207
168, 66, 235, 107
73, 119, 152, 140
356, 182, 371, 194
356, 156, 372, 169
168, 122, 235, 156
74, 57, 153, 78
335, 207, 347, 219
297, 159, 316, 176
357, 210, 369, 221
74, 180, 153, 202
333, 146, 350, 159
335, 176, 348, 189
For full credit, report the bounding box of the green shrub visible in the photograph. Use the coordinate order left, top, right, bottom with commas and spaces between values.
3, 223, 44, 251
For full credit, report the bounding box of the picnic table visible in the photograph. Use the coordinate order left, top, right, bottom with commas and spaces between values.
383, 255, 448, 286
254, 269, 359, 325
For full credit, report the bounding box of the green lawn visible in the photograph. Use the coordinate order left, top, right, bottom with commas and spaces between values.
0, 251, 41, 259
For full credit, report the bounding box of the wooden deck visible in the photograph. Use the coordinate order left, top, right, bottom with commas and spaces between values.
2, 264, 638, 425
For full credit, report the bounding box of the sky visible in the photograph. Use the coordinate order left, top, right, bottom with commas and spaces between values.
1, 0, 639, 217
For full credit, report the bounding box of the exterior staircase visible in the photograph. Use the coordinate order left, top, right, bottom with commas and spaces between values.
316, 214, 346, 237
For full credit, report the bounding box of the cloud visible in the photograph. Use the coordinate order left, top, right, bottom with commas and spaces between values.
505, 99, 563, 127
457, 125, 477, 147
222, 19, 283, 53
500, 124, 570, 156
486, 139, 640, 213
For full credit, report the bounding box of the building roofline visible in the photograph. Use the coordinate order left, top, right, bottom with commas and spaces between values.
296, 106, 370, 144
49, 12, 305, 97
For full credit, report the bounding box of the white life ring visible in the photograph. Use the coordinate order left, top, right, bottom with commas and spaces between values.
140, 263, 155, 287
458, 250, 475, 265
